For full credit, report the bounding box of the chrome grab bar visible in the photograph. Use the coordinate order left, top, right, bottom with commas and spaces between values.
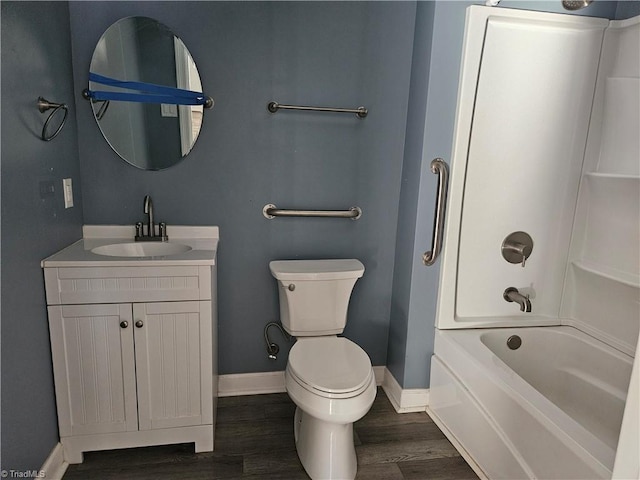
263, 204, 362, 220
267, 101, 368, 119
422, 158, 449, 266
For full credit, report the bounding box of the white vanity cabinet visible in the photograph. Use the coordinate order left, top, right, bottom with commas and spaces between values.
42, 227, 218, 464
48, 300, 212, 436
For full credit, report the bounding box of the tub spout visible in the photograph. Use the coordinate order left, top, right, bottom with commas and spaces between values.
503, 287, 532, 312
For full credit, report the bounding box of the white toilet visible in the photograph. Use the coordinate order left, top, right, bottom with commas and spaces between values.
269, 259, 376, 480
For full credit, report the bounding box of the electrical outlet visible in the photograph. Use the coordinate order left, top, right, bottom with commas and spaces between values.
63, 178, 74, 208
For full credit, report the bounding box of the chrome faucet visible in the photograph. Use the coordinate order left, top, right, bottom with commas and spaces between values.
503, 287, 532, 312
135, 195, 168, 242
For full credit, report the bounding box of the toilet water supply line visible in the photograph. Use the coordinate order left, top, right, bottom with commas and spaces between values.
264, 322, 292, 360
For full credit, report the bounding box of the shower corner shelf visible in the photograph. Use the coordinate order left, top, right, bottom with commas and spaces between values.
585, 172, 640, 181
571, 260, 640, 289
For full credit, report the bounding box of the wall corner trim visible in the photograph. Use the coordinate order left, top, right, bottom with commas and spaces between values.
381, 368, 429, 413
218, 366, 387, 397
40, 442, 68, 480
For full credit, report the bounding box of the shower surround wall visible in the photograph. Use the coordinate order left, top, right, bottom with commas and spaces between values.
437, 10, 608, 328
429, 4, 639, 348
561, 15, 640, 356
69, 2, 417, 376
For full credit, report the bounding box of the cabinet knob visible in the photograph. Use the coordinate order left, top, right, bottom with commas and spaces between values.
119, 321, 129, 329
135, 320, 144, 328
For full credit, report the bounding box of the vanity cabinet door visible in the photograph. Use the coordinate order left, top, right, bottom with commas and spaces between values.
48, 304, 139, 437
133, 301, 213, 431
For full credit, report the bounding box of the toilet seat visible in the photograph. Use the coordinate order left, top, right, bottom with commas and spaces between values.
287, 337, 373, 399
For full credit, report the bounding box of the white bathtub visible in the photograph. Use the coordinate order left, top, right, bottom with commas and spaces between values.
428, 326, 633, 479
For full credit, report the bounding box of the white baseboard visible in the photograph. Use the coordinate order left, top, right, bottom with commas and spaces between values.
40, 442, 68, 480
218, 366, 387, 397
373, 365, 386, 386
381, 368, 429, 413
218, 371, 287, 396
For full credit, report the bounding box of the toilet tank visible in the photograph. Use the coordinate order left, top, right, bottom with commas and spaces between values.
269, 259, 365, 336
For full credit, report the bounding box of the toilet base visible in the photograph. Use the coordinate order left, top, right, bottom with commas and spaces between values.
294, 406, 357, 480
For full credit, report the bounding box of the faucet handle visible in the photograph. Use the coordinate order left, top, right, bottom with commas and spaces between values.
159, 222, 168, 241
135, 222, 143, 238
519, 247, 527, 268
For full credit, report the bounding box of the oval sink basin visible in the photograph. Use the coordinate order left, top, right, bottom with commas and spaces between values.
91, 242, 192, 258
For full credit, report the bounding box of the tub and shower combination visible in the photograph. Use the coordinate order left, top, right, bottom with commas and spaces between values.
427, 6, 639, 479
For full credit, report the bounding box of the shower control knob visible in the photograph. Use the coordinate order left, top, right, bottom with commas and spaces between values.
502, 231, 533, 267
288, 284, 295, 291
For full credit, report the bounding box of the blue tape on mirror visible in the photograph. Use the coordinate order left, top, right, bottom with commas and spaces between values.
87, 73, 209, 106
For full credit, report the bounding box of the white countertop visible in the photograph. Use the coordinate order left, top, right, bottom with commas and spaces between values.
42, 225, 219, 267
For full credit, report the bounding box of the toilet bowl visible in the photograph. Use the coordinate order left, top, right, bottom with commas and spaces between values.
286, 337, 376, 480
269, 259, 375, 480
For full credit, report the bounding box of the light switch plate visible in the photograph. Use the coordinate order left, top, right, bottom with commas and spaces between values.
63, 178, 74, 208
161, 103, 178, 117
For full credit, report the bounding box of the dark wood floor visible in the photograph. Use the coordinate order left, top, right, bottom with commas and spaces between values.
64, 388, 478, 479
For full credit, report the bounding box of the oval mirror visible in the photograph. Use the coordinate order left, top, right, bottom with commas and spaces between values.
87, 17, 208, 170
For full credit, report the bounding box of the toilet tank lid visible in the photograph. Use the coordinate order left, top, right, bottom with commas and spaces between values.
269, 259, 364, 281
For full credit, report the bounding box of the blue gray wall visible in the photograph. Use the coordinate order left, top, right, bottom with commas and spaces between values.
387, 1, 437, 389
388, 0, 622, 389
1, 1, 83, 472
616, 0, 640, 18
2, 0, 636, 472
68, 1, 417, 375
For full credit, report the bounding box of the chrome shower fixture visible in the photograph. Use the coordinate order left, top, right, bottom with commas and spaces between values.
562, 0, 593, 11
